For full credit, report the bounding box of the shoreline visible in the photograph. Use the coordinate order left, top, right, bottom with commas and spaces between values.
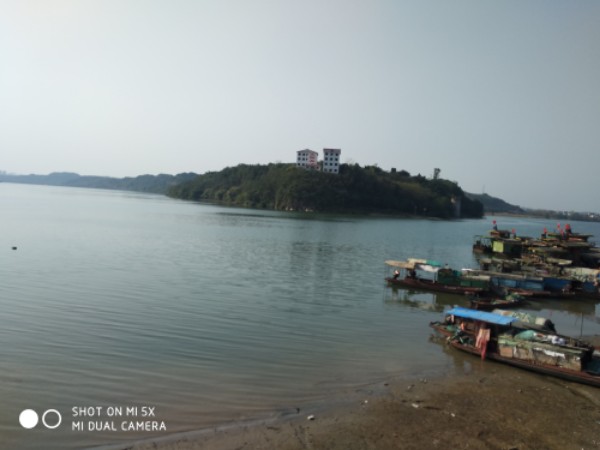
93, 337, 600, 450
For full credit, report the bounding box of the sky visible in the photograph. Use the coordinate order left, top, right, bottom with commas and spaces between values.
1, 1, 599, 211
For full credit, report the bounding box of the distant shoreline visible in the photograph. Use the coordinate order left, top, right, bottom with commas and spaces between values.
2, 171, 598, 221
484, 211, 600, 223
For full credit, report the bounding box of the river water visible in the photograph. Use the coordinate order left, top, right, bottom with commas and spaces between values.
1, 183, 599, 449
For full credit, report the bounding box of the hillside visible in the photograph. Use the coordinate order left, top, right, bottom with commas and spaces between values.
167, 163, 484, 219
465, 193, 524, 214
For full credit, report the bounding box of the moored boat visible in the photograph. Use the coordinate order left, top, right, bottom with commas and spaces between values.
469, 293, 525, 311
430, 307, 600, 388
467, 268, 578, 299
474, 222, 597, 266
385, 259, 490, 295
473, 222, 600, 298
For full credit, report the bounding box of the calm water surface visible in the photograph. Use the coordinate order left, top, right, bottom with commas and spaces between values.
1, 183, 599, 449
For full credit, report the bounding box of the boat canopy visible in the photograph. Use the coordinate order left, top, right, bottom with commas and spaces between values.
385, 260, 414, 269
385, 259, 442, 270
446, 307, 517, 326
491, 309, 555, 331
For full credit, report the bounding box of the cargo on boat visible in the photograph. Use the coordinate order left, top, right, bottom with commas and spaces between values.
385, 259, 490, 295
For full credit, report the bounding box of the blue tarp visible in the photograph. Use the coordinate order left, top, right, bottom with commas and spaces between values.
446, 307, 517, 326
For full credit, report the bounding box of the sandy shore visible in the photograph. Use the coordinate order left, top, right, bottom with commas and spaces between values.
114, 337, 600, 450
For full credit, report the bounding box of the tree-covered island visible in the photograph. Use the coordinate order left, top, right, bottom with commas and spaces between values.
167, 163, 484, 219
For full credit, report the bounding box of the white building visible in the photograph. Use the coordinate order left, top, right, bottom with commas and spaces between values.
296, 149, 319, 170
322, 148, 341, 174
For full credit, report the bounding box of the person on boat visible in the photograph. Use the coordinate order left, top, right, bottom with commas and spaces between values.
565, 223, 572, 235
476, 325, 491, 360
393, 270, 400, 280
492, 220, 498, 231
409, 269, 417, 279
565, 223, 572, 240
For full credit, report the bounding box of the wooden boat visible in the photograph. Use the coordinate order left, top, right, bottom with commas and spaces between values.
387, 275, 488, 295
474, 222, 600, 269
498, 287, 576, 299
385, 259, 490, 295
469, 293, 525, 311
553, 266, 600, 298
430, 307, 600, 388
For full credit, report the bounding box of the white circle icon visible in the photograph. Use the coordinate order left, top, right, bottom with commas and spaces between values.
42, 409, 62, 429
19, 409, 39, 429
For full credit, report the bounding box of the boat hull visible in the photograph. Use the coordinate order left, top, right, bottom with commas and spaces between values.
469, 297, 525, 311
430, 322, 600, 388
386, 277, 486, 295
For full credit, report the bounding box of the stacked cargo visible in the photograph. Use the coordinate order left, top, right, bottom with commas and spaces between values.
497, 331, 587, 371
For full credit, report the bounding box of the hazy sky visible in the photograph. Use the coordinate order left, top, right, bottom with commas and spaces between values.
1, 1, 599, 211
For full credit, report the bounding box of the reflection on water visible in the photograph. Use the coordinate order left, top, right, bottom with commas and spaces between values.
383, 287, 471, 312
524, 297, 598, 317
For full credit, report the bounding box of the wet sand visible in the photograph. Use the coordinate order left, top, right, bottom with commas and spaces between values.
119, 337, 600, 450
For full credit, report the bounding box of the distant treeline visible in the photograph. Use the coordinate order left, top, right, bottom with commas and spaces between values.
0, 171, 198, 194
521, 209, 599, 222
167, 163, 484, 219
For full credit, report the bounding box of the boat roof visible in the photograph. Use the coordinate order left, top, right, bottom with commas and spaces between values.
491, 309, 553, 327
446, 307, 517, 326
385, 259, 443, 270
385, 260, 414, 269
